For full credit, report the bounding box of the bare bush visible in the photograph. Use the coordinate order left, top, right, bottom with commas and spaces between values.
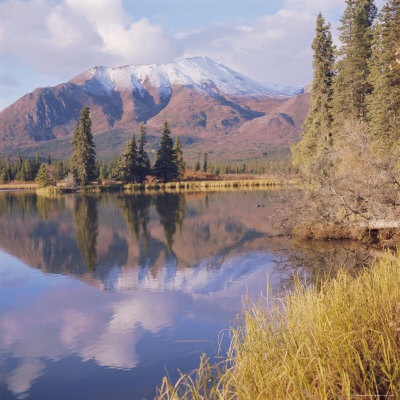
63, 173, 78, 189
276, 120, 400, 242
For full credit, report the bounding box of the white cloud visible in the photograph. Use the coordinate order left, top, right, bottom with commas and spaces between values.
0, 0, 390, 108
180, 9, 316, 86
0, 0, 183, 79
284, 0, 345, 12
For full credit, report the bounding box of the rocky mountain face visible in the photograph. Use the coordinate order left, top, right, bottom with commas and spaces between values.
0, 57, 310, 160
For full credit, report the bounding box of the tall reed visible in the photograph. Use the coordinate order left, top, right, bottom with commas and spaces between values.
158, 252, 400, 399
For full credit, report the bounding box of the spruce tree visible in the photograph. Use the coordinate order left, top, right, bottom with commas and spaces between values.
292, 13, 335, 177
173, 136, 185, 179
119, 133, 138, 183
153, 121, 179, 183
202, 152, 208, 173
31, 153, 41, 178
195, 150, 201, 171
367, 0, 400, 149
137, 124, 151, 183
35, 164, 52, 187
333, 0, 377, 120
70, 107, 96, 186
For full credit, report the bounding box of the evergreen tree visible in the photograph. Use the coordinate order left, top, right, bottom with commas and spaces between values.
137, 124, 151, 183
333, 0, 377, 120
173, 136, 185, 179
35, 164, 52, 187
31, 153, 41, 178
119, 133, 138, 183
16, 153, 22, 173
195, 150, 201, 171
202, 152, 208, 173
47, 154, 51, 165
4, 157, 11, 182
70, 107, 96, 186
292, 13, 335, 176
367, 0, 400, 149
153, 121, 179, 182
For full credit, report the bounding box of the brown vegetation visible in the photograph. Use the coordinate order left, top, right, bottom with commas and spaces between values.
278, 121, 400, 245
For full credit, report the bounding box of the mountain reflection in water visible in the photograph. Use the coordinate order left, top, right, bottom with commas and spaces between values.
0, 190, 379, 400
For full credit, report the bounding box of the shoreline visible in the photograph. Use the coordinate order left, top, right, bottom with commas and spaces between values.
34, 178, 295, 194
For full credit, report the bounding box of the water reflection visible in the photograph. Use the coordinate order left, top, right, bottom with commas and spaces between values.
155, 193, 186, 252
117, 193, 152, 247
272, 238, 380, 289
73, 196, 99, 272
0, 190, 381, 400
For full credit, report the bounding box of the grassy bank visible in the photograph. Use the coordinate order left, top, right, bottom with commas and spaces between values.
35, 178, 292, 195
158, 252, 400, 399
0, 182, 38, 190
124, 178, 290, 191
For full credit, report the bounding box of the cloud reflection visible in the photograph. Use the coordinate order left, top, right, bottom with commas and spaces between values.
0, 249, 278, 399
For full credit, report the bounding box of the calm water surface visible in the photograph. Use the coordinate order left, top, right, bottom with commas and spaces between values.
0, 190, 376, 399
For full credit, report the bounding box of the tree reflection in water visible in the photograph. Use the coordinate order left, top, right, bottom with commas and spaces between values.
154, 193, 186, 252
272, 238, 380, 290
117, 193, 152, 249
72, 195, 99, 272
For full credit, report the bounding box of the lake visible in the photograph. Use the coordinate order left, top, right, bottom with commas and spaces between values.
0, 190, 376, 399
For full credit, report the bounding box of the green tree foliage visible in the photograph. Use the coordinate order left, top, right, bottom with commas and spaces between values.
292, 13, 335, 178
70, 107, 96, 186
367, 0, 400, 150
333, 0, 377, 121
195, 150, 201, 171
119, 133, 138, 183
153, 121, 179, 183
35, 163, 52, 187
202, 152, 208, 173
173, 136, 185, 179
137, 124, 151, 183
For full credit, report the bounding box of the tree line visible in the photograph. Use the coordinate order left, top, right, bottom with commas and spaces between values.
69, 106, 186, 186
286, 0, 400, 237
0, 106, 187, 187
0, 153, 69, 184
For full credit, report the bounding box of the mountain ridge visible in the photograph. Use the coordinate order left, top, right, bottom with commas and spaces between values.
0, 57, 309, 161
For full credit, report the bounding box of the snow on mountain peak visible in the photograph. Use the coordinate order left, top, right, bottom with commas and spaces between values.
80, 57, 300, 98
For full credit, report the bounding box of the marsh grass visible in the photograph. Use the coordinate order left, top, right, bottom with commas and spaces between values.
124, 178, 291, 192
158, 252, 400, 399
0, 182, 38, 190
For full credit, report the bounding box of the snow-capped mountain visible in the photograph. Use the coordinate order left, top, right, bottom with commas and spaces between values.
0, 56, 310, 158
75, 56, 300, 99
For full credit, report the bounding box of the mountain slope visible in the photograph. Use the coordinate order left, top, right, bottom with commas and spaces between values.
0, 57, 309, 160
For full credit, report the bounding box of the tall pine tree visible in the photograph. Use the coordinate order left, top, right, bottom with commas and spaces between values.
70, 107, 96, 186
292, 13, 335, 177
137, 124, 151, 183
173, 136, 185, 179
333, 0, 377, 121
153, 121, 179, 183
367, 0, 400, 150
119, 133, 138, 183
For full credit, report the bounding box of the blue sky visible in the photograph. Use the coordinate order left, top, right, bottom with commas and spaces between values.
0, 0, 386, 110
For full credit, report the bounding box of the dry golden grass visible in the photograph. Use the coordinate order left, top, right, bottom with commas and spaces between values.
0, 182, 38, 190
158, 252, 400, 399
